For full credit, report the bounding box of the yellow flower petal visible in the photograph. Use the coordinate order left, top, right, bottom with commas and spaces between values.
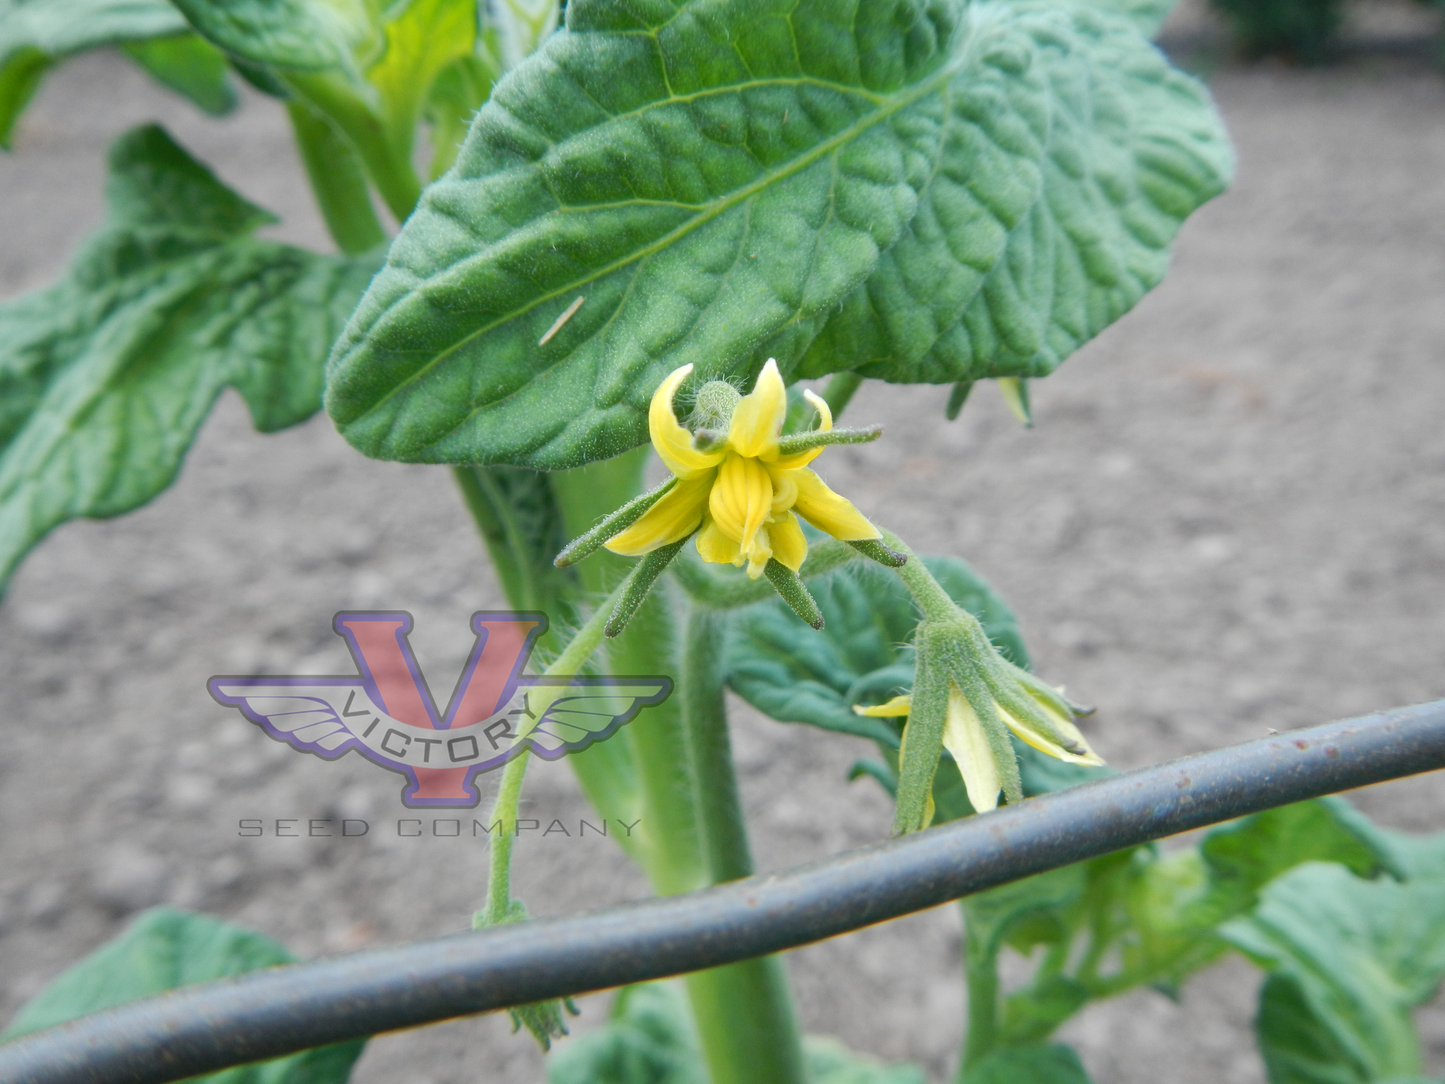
695, 516, 743, 566
943, 686, 1001, 813
804, 388, 833, 433
768, 468, 798, 513
709, 453, 773, 556
650, 364, 724, 480
853, 694, 912, 718
743, 526, 772, 580
998, 704, 1106, 767
727, 358, 786, 459
791, 468, 880, 542
768, 510, 808, 571
604, 472, 713, 556
769, 388, 834, 469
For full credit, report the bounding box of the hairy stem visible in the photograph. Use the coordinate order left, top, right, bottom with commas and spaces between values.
283, 71, 422, 222
677, 608, 808, 1084
285, 100, 385, 255
960, 914, 1000, 1076
884, 529, 959, 621
480, 572, 631, 924
454, 466, 542, 612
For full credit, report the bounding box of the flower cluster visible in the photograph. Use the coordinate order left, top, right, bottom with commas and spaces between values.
605, 359, 880, 578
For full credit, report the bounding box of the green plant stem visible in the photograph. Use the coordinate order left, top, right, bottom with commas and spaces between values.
884, 529, 958, 621
682, 609, 751, 882
483, 750, 529, 923
671, 594, 807, 1084
553, 459, 806, 1084
822, 370, 865, 419
283, 71, 422, 222
480, 572, 631, 924
960, 915, 1000, 1076
453, 465, 542, 612
285, 100, 386, 255
552, 452, 705, 892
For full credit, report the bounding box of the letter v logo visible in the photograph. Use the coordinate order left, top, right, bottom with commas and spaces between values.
208, 611, 671, 808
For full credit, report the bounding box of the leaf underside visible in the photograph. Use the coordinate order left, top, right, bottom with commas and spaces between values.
0, 124, 378, 593
325, 0, 1232, 470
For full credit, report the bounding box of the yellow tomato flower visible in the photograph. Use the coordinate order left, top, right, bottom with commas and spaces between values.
605, 359, 880, 579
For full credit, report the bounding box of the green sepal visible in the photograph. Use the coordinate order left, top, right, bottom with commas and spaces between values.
997, 377, 1032, 428
554, 476, 677, 568
774, 425, 883, 457
847, 538, 908, 568
672, 537, 860, 610
763, 560, 824, 630
945, 380, 974, 421
605, 538, 687, 638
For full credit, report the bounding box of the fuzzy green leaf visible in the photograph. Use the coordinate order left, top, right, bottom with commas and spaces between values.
1222, 836, 1445, 1084
0, 124, 379, 593
1085, 0, 1176, 37
0, 0, 190, 146
326, 0, 1227, 469
122, 34, 239, 117
170, 0, 383, 71
0, 907, 366, 1083
963, 1044, 1094, 1084
797, 0, 1230, 385
547, 982, 706, 1084
547, 981, 925, 1084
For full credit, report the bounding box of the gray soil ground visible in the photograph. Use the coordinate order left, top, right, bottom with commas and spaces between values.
3, 4, 1445, 1081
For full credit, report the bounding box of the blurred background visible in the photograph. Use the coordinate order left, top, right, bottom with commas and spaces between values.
2, 0, 1444, 1080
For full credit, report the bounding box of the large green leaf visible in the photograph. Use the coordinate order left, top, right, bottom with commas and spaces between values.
548, 984, 702, 1084
1222, 836, 1445, 1084
0, 0, 197, 146
963, 1044, 1094, 1084
324, 0, 1229, 470
547, 982, 925, 1084
0, 907, 365, 1083
0, 124, 379, 593
1084, 0, 1176, 37
797, 0, 1229, 384
169, 0, 383, 71
122, 33, 239, 117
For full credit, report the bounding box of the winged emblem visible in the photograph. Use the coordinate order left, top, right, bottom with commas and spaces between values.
208, 611, 670, 807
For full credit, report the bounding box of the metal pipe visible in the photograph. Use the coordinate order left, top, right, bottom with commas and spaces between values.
3, 700, 1443, 1084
